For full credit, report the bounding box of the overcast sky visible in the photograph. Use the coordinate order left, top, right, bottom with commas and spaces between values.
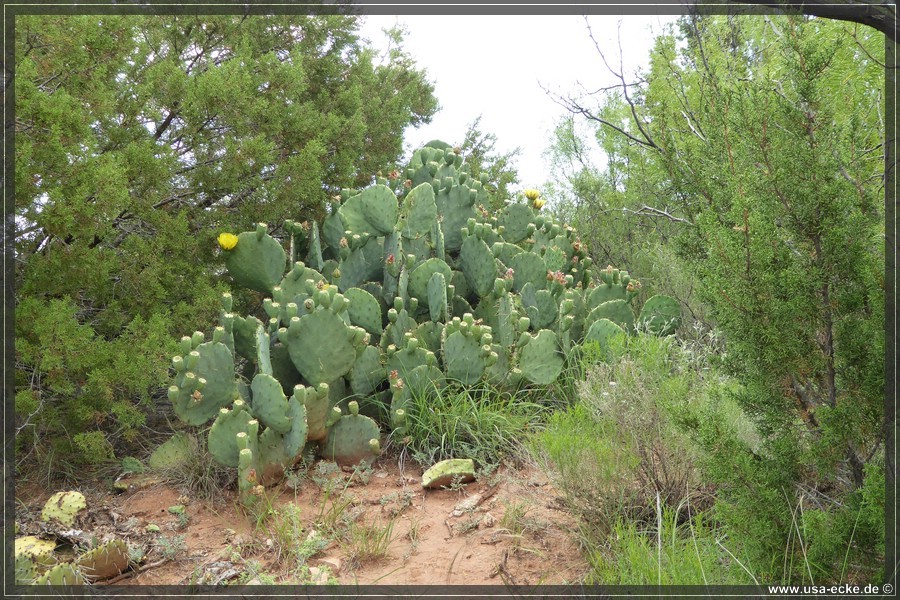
358, 15, 676, 191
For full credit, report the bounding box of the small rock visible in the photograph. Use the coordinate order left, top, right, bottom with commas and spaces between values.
308, 566, 330, 585
451, 494, 482, 516
481, 512, 496, 528
314, 557, 342, 575
306, 529, 323, 544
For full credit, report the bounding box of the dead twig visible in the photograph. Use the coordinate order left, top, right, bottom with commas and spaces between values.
98, 558, 168, 585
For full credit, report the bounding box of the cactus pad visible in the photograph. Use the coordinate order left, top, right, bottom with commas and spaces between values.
286, 307, 364, 385
76, 538, 129, 580
321, 402, 382, 466
421, 458, 476, 489
148, 432, 198, 472
338, 184, 399, 236
15, 536, 57, 568
33, 562, 84, 586
637, 294, 682, 336
40, 491, 86, 527
223, 225, 287, 294
518, 329, 564, 385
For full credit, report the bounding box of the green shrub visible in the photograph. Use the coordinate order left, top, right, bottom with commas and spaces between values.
671, 382, 884, 584
533, 333, 709, 532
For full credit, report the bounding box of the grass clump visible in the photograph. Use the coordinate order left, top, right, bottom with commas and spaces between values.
396, 380, 549, 468
584, 504, 752, 586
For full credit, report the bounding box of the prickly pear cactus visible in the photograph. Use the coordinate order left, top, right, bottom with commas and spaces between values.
76, 539, 129, 580
220, 223, 287, 294
148, 432, 198, 472
164, 139, 681, 496
33, 563, 85, 586
321, 401, 382, 466
15, 536, 57, 568
637, 294, 682, 336
421, 458, 476, 489
15, 552, 38, 585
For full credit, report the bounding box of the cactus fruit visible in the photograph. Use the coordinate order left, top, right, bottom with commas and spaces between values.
40, 491, 86, 527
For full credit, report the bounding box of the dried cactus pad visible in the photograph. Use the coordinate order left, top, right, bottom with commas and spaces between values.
421, 458, 476, 489
40, 491, 87, 527
15, 536, 57, 567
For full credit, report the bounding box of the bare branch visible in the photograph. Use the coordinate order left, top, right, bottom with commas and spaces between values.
584, 17, 659, 150
625, 205, 694, 225
542, 83, 659, 150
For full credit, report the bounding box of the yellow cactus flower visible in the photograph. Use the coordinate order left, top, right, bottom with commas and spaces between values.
532, 198, 546, 210
523, 188, 540, 201
217, 232, 238, 250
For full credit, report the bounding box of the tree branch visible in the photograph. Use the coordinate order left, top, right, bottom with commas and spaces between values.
725, 0, 897, 42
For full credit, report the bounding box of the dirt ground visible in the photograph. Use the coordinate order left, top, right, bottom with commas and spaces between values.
14, 453, 590, 587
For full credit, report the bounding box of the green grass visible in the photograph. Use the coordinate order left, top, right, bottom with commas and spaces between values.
396, 380, 550, 468
341, 517, 396, 565
584, 503, 754, 585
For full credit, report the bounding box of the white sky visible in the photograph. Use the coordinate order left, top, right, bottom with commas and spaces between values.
358, 14, 676, 191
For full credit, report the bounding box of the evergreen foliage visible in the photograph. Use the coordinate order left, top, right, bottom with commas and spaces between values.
14, 14, 438, 471
546, 14, 886, 582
